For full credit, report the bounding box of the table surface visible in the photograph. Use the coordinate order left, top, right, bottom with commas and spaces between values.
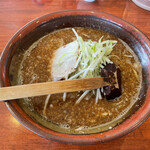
0, 0, 150, 149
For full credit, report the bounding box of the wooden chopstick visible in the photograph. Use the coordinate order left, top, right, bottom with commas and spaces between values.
0, 77, 108, 101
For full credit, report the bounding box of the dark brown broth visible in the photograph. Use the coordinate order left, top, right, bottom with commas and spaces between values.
9, 28, 141, 130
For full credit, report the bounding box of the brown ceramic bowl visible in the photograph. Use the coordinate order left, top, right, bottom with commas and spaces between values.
0, 10, 150, 144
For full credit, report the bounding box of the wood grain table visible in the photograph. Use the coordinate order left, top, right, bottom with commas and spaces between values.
0, 0, 150, 149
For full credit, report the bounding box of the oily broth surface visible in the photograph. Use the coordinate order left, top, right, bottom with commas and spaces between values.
10, 28, 141, 129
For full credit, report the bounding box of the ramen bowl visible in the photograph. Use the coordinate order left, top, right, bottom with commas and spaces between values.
0, 10, 150, 144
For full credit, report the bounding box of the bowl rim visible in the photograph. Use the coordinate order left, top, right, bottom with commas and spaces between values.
0, 9, 150, 144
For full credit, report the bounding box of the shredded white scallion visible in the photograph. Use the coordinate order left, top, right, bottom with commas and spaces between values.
63, 73, 68, 101
51, 28, 117, 104
62, 28, 117, 104
76, 90, 90, 104
43, 94, 51, 116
